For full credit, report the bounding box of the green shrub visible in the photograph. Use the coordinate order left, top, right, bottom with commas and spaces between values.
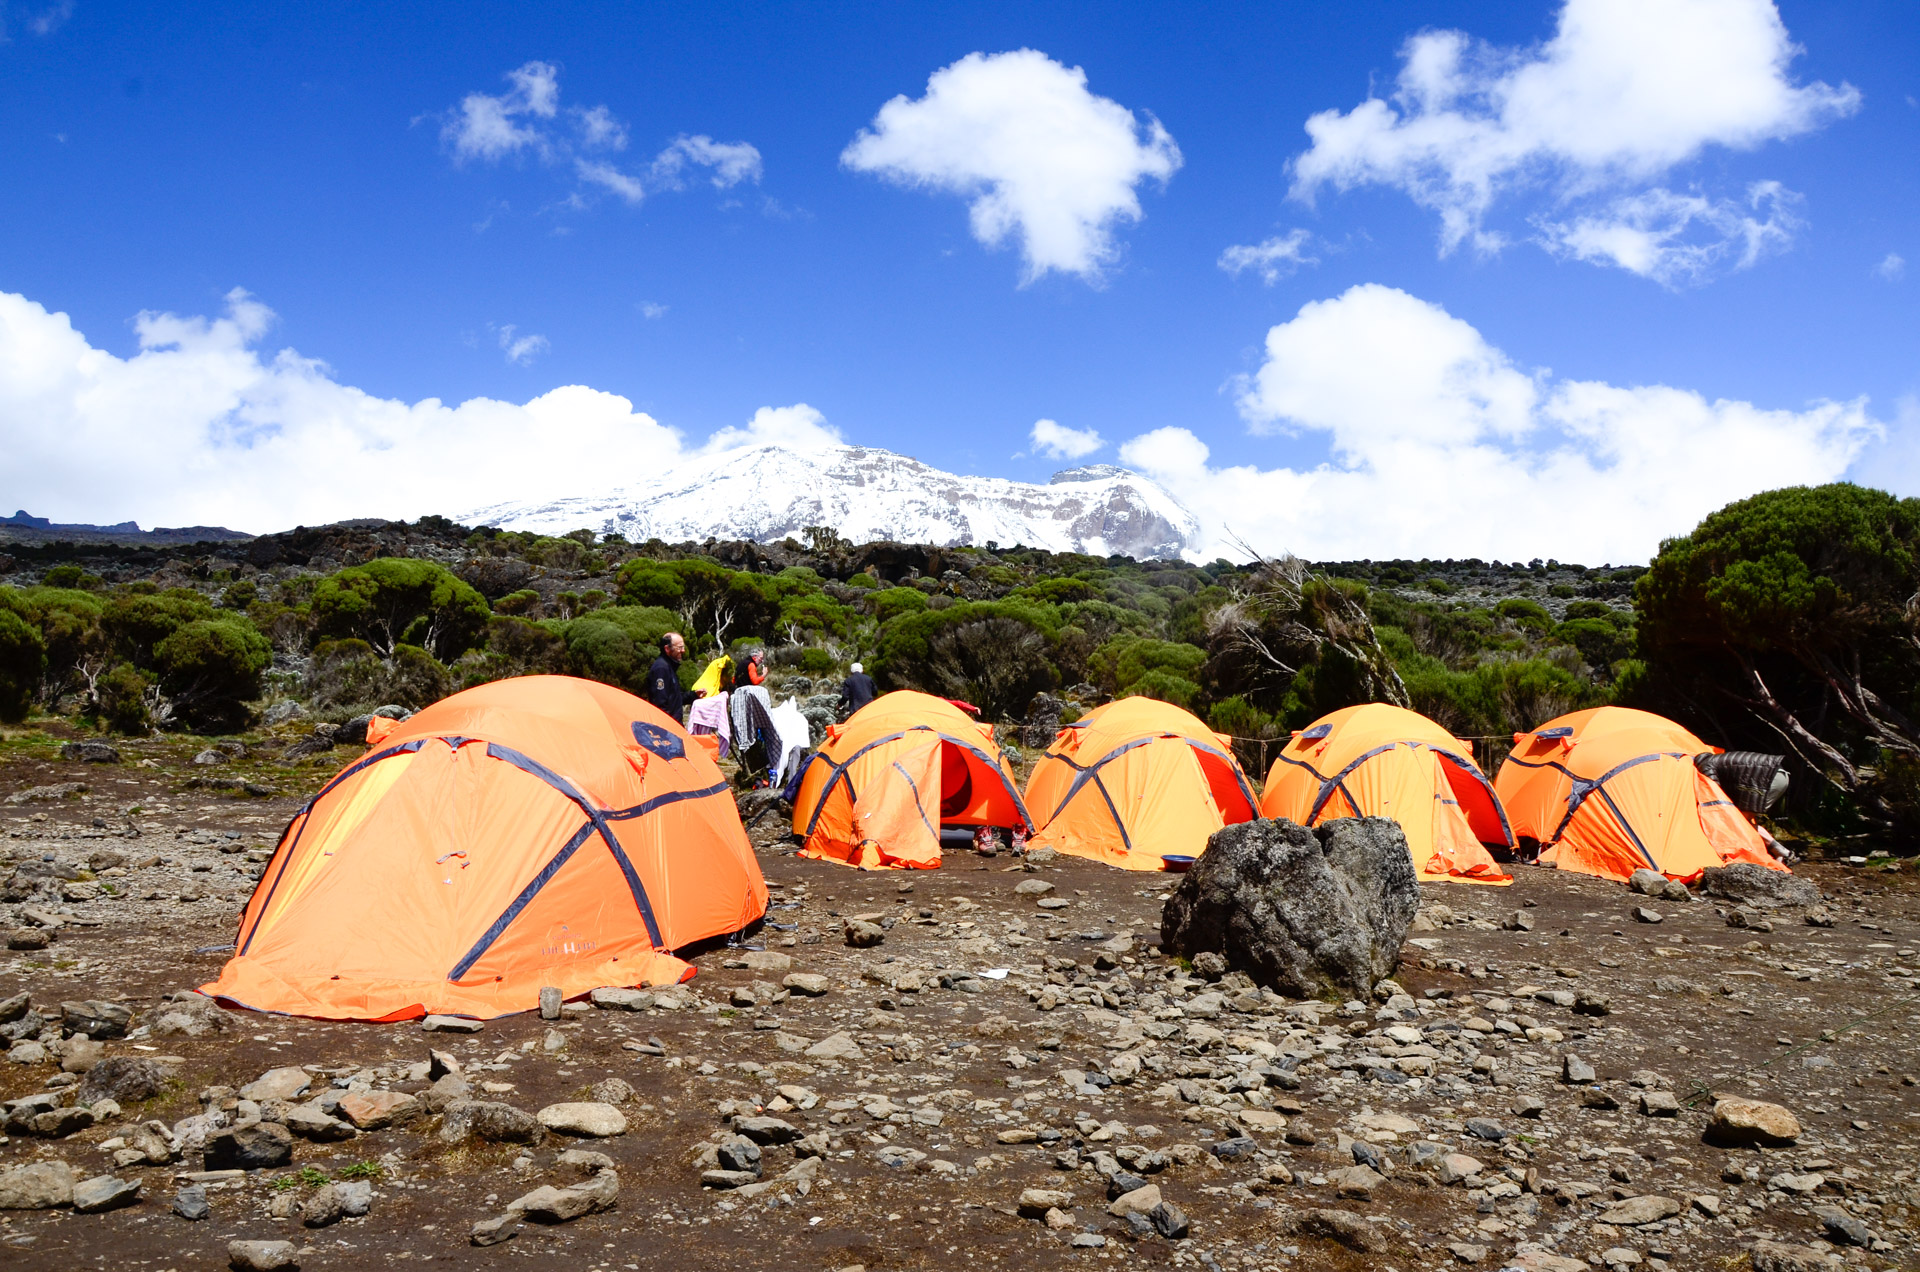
96, 662, 153, 734
867, 587, 928, 623
1494, 597, 1552, 633
846, 573, 878, 590
0, 606, 45, 723
311, 560, 489, 661
798, 647, 835, 674
152, 617, 272, 731
493, 589, 541, 616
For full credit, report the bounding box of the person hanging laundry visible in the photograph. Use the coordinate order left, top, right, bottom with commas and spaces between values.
739, 650, 768, 689
645, 632, 693, 723
840, 662, 877, 716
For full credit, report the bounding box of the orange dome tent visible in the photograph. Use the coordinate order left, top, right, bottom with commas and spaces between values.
1024, 696, 1258, 871
206, 676, 767, 1021
1494, 706, 1785, 883
1261, 703, 1513, 885
791, 690, 1031, 869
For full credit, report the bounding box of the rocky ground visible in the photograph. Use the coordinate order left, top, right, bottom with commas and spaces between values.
1, 725, 1918, 1272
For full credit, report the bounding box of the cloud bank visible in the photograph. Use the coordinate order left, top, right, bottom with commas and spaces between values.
1290, 0, 1858, 284
842, 49, 1181, 282
1122, 284, 1875, 564
0, 285, 1881, 563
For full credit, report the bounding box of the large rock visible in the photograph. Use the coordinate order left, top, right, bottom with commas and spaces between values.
60, 741, 121, 764
0, 1160, 75, 1209
238, 1067, 311, 1102
439, 1100, 545, 1145
1698, 863, 1820, 909
78, 1056, 171, 1107
508, 1169, 619, 1222
1022, 693, 1066, 750
1749, 1241, 1833, 1272
205, 1121, 294, 1170
537, 1102, 627, 1138
227, 1239, 299, 1271
1707, 1098, 1800, 1147
335, 1091, 418, 1130
73, 1174, 141, 1212
60, 1000, 133, 1039
1160, 817, 1418, 1000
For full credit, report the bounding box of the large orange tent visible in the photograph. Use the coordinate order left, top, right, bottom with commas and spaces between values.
1024, 696, 1258, 871
206, 676, 767, 1021
1495, 706, 1784, 883
1261, 703, 1513, 885
791, 690, 1031, 869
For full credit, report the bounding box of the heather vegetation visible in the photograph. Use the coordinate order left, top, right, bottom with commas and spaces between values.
1, 482, 1912, 838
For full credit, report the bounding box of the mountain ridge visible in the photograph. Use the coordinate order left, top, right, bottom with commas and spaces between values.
465, 441, 1200, 560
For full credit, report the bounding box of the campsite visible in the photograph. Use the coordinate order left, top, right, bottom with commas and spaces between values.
2, 500, 1919, 1272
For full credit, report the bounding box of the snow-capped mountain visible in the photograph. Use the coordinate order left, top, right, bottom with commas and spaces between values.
464, 442, 1199, 560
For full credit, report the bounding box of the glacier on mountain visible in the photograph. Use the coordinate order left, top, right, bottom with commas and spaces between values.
465, 441, 1199, 560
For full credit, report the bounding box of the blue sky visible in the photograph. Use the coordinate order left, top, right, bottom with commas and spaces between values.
1, 0, 1915, 561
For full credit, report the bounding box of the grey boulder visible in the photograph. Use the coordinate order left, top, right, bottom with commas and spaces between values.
1160, 817, 1419, 1000
1698, 862, 1820, 909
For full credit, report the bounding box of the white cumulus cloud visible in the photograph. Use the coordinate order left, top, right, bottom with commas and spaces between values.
841, 49, 1182, 283
1218, 230, 1318, 285
650, 135, 765, 190
1876, 252, 1907, 281
0, 287, 828, 533
1030, 419, 1104, 460
1119, 283, 1875, 563
1290, 0, 1858, 277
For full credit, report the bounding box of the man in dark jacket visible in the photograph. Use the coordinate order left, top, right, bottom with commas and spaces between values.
839, 662, 877, 717
645, 632, 691, 722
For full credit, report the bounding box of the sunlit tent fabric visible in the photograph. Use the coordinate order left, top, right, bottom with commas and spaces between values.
206, 675, 767, 1021
1261, 703, 1513, 885
791, 690, 1031, 869
1494, 706, 1784, 883
1024, 696, 1258, 871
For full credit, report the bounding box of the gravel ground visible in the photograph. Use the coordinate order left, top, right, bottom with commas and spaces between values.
1, 728, 1917, 1272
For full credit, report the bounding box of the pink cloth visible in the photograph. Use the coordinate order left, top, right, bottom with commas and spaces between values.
687, 692, 731, 757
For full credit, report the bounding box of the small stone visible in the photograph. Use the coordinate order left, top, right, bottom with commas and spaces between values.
1014, 879, 1055, 897
733, 1115, 800, 1145
470, 1214, 519, 1246
1628, 868, 1666, 896
1464, 1117, 1507, 1141
1749, 1240, 1833, 1272
1449, 1242, 1490, 1264
174, 1184, 210, 1221
1563, 1054, 1596, 1084
510, 1168, 619, 1221
716, 1139, 763, 1174
1706, 1097, 1800, 1146
72, 1174, 140, 1213
587, 1078, 634, 1106
701, 1168, 760, 1189
205, 1121, 293, 1171
804, 1031, 863, 1061
299, 1183, 346, 1228
285, 1105, 355, 1142
1209, 1136, 1258, 1162
1814, 1204, 1874, 1247
844, 920, 885, 947
1149, 1200, 1190, 1239
78, 1056, 170, 1106
539, 987, 563, 1019
60, 1000, 132, 1039
1595, 1195, 1682, 1225
1018, 1187, 1074, 1218
422, 1014, 484, 1033
588, 987, 652, 1011
1328, 1165, 1383, 1198
336, 1090, 419, 1130
537, 1102, 627, 1138
1505, 910, 1535, 931
1632, 906, 1663, 924
1638, 1090, 1680, 1117
741, 951, 792, 971
1573, 991, 1612, 1016
1108, 1183, 1162, 1217
226, 1239, 299, 1271
783, 973, 830, 996
59, 1036, 106, 1074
